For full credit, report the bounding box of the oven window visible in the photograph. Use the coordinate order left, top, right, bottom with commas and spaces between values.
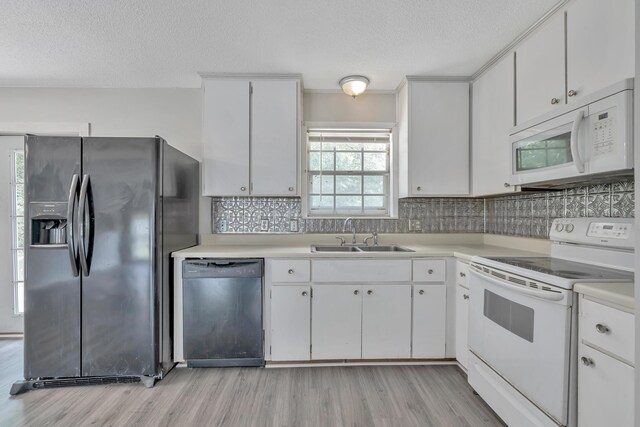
515, 131, 572, 171
484, 290, 534, 342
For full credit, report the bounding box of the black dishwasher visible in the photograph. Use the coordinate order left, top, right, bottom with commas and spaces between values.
182, 259, 264, 367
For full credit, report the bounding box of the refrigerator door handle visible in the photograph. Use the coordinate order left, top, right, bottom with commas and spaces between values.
78, 174, 91, 276
66, 174, 80, 277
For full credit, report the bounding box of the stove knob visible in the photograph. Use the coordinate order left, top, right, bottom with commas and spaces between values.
555, 223, 564, 232
565, 224, 574, 233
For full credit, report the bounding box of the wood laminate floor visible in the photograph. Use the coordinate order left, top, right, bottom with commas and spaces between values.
0, 339, 505, 427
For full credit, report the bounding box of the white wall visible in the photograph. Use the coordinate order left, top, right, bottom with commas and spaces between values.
0, 88, 210, 234
303, 91, 396, 124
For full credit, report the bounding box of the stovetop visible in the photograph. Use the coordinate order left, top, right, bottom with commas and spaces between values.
484, 257, 633, 281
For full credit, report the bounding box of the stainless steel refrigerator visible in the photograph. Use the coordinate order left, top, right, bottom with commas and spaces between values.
11, 135, 199, 395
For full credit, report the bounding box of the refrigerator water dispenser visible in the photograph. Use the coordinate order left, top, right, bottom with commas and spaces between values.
29, 202, 69, 246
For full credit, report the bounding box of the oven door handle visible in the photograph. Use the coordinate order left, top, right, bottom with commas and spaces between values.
470, 267, 567, 302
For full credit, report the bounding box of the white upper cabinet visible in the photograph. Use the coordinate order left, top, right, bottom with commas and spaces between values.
202, 79, 251, 196
251, 79, 299, 196
515, 12, 566, 125
201, 75, 301, 197
566, 0, 635, 104
515, 0, 635, 125
398, 79, 470, 197
472, 54, 519, 196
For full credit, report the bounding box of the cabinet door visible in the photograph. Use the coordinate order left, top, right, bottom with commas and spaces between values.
311, 285, 362, 360
515, 12, 565, 125
472, 54, 519, 196
566, 0, 635, 104
362, 284, 412, 359
251, 79, 299, 196
270, 285, 311, 361
202, 79, 250, 196
454, 284, 470, 369
412, 284, 446, 358
408, 81, 469, 196
578, 345, 634, 427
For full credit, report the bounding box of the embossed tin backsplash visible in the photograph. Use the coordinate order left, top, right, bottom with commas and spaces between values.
211, 179, 634, 239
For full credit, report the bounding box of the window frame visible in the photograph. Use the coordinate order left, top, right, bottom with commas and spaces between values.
10, 149, 24, 315
303, 126, 398, 219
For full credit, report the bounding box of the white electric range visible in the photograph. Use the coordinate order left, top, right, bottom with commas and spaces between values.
467, 217, 635, 427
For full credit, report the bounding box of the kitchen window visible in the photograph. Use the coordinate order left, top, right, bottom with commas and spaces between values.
306, 129, 392, 217
11, 150, 24, 314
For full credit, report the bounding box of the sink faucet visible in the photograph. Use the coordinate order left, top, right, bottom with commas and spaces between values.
343, 217, 357, 244
363, 232, 378, 246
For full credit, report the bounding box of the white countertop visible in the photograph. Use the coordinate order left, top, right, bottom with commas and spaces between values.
574, 282, 635, 311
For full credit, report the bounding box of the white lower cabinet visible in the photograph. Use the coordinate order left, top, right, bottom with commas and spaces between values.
578, 345, 634, 427
311, 285, 362, 360
270, 285, 311, 361
362, 284, 412, 359
454, 284, 470, 369
412, 284, 446, 358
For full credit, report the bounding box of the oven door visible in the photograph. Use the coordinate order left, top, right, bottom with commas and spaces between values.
468, 264, 573, 425
510, 107, 589, 186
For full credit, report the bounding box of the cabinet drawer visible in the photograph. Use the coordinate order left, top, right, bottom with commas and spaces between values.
312, 260, 412, 283
413, 259, 446, 282
455, 260, 469, 288
270, 260, 310, 283
580, 298, 634, 363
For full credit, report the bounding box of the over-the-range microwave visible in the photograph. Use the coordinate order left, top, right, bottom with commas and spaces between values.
510, 79, 634, 188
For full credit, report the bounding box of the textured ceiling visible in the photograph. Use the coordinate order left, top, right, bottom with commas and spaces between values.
1, 0, 559, 89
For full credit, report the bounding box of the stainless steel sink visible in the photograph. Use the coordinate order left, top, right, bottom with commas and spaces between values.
310, 244, 414, 253
311, 245, 362, 252
357, 245, 415, 252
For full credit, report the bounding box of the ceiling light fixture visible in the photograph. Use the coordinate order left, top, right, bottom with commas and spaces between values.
339, 75, 370, 98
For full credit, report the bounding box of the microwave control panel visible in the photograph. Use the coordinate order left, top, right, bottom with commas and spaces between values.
590, 109, 616, 156
587, 222, 631, 240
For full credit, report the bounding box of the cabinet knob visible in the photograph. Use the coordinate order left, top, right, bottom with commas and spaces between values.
288, 269, 294, 274
418, 289, 425, 295
568, 89, 578, 97
367, 290, 373, 295
595, 324, 610, 334
302, 291, 308, 297
240, 186, 247, 192
459, 272, 466, 278
550, 97, 560, 105
463, 294, 469, 300
428, 269, 434, 275
354, 290, 359, 295
416, 186, 422, 191
288, 187, 294, 192
580, 356, 594, 367
504, 182, 510, 188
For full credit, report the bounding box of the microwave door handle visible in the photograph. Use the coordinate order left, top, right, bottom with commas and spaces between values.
470, 267, 566, 302
570, 110, 586, 173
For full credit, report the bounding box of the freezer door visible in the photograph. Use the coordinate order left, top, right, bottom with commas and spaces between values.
24, 135, 82, 379
80, 137, 161, 377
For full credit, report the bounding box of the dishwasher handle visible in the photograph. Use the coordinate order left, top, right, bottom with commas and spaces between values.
183, 259, 263, 279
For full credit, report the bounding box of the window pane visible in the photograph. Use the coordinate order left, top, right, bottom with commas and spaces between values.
333, 143, 362, 151
336, 196, 362, 209
363, 176, 384, 194
310, 175, 334, 194
362, 143, 387, 151
309, 152, 321, 170
322, 153, 334, 171
16, 249, 24, 281
364, 196, 385, 209
309, 142, 321, 150
363, 152, 387, 171
309, 152, 335, 171
15, 152, 24, 183
335, 176, 361, 194
15, 184, 24, 216
335, 152, 361, 171
310, 195, 333, 209
16, 282, 24, 314
16, 217, 24, 249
